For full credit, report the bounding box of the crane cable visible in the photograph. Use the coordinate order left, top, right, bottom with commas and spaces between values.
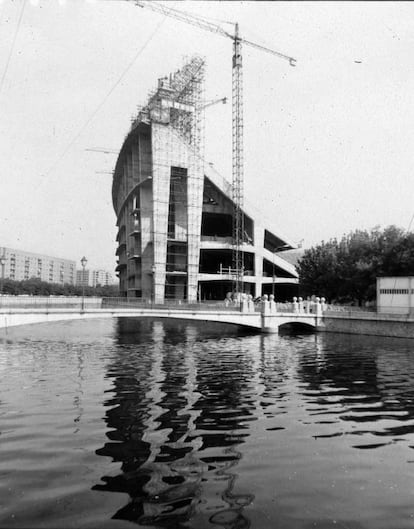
41, 12, 167, 180
0, 0, 27, 94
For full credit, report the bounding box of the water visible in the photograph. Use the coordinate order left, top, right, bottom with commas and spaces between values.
1, 318, 414, 529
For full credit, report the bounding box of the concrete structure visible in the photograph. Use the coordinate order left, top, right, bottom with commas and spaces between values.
0, 295, 320, 332
320, 310, 414, 339
6, 295, 414, 339
0, 246, 76, 284
76, 269, 114, 287
376, 277, 414, 315
112, 57, 298, 302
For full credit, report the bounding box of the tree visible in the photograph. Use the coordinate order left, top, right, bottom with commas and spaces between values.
297, 225, 413, 305
1, 278, 119, 297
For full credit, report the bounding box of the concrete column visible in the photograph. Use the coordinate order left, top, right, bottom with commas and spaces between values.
269, 294, 276, 314
139, 132, 154, 301
262, 294, 270, 314
247, 294, 255, 313
241, 293, 249, 313
187, 156, 203, 302
253, 223, 265, 297
151, 123, 171, 303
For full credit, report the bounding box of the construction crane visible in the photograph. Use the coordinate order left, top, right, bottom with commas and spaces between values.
85, 147, 118, 154
199, 96, 227, 111
134, 1, 296, 300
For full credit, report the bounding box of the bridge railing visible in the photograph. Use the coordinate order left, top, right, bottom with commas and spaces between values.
101, 297, 238, 311
323, 305, 376, 313
0, 294, 334, 315
256, 295, 329, 316
0, 295, 102, 310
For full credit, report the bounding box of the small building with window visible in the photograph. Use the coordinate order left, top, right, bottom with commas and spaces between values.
377, 277, 414, 315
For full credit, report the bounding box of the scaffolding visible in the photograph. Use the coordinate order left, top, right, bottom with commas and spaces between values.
145, 56, 206, 301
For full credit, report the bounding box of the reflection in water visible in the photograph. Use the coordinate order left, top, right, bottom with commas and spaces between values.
3, 320, 414, 528
93, 319, 255, 527
73, 349, 85, 433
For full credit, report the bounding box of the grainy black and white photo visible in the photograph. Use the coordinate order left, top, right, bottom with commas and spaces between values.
1, 1, 414, 528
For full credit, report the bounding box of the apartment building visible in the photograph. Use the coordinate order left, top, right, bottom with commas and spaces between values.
0, 247, 76, 284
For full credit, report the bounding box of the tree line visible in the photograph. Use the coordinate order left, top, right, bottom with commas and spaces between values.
0, 277, 119, 297
297, 225, 414, 305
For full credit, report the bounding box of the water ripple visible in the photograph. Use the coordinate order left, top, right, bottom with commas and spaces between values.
1, 321, 414, 527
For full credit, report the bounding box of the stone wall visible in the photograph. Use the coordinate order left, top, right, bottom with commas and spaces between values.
320, 311, 414, 338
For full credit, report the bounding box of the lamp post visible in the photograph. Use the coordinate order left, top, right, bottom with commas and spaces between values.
80, 256, 87, 311
0, 255, 5, 295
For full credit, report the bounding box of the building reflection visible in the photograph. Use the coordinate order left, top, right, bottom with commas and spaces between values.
93, 318, 255, 528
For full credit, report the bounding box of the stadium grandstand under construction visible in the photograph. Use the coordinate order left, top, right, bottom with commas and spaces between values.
112, 57, 298, 302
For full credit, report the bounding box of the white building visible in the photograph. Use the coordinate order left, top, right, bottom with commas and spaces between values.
76, 269, 114, 287
0, 246, 76, 284
377, 277, 414, 315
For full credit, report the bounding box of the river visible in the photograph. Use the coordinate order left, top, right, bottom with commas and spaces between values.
1, 318, 414, 528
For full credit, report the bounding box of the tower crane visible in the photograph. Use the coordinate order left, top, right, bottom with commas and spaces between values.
134, 1, 296, 299
199, 96, 227, 111
85, 147, 118, 154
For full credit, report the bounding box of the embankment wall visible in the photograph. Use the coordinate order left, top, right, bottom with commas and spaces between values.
319, 311, 414, 338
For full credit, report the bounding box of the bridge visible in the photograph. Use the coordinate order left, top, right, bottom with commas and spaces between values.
0, 296, 325, 333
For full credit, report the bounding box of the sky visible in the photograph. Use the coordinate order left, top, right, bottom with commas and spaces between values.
1, 0, 413, 272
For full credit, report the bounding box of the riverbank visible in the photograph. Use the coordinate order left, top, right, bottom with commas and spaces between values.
320, 310, 414, 338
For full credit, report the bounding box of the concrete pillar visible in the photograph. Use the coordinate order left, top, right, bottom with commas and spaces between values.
241, 293, 249, 313
187, 157, 204, 303
253, 223, 265, 297
262, 294, 270, 314
151, 123, 171, 303
269, 294, 276, 314
247, 294, 254, 313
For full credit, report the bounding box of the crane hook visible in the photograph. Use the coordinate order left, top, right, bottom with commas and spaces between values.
289, 58, 297, 67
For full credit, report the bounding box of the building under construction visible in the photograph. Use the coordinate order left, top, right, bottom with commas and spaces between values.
112, 57, 298, 302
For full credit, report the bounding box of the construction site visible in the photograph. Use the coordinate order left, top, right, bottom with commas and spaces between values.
112, 3, 299, 303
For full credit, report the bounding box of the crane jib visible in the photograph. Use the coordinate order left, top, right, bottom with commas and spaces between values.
135, 0, 297, 302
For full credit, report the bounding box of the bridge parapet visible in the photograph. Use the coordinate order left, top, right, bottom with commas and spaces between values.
240, 294, 327, 316
0, 295, 327, 333
258, 295, 326, 333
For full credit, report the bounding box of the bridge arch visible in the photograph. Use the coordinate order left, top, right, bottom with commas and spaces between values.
0, 307, 319, 333
0, 309, 262, 331
278, 321, 316, 333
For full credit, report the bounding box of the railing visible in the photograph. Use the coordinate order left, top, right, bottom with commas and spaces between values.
0, 296, 102, 310
102, 297, 238, 311
0, 295, 372, 316
324, 304, 376, 313
201, 236, 233, 244
324, 306, 414, 320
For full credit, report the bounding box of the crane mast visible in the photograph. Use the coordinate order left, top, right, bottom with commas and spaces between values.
232, 23, 244, 299
134, 1, 296, 301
